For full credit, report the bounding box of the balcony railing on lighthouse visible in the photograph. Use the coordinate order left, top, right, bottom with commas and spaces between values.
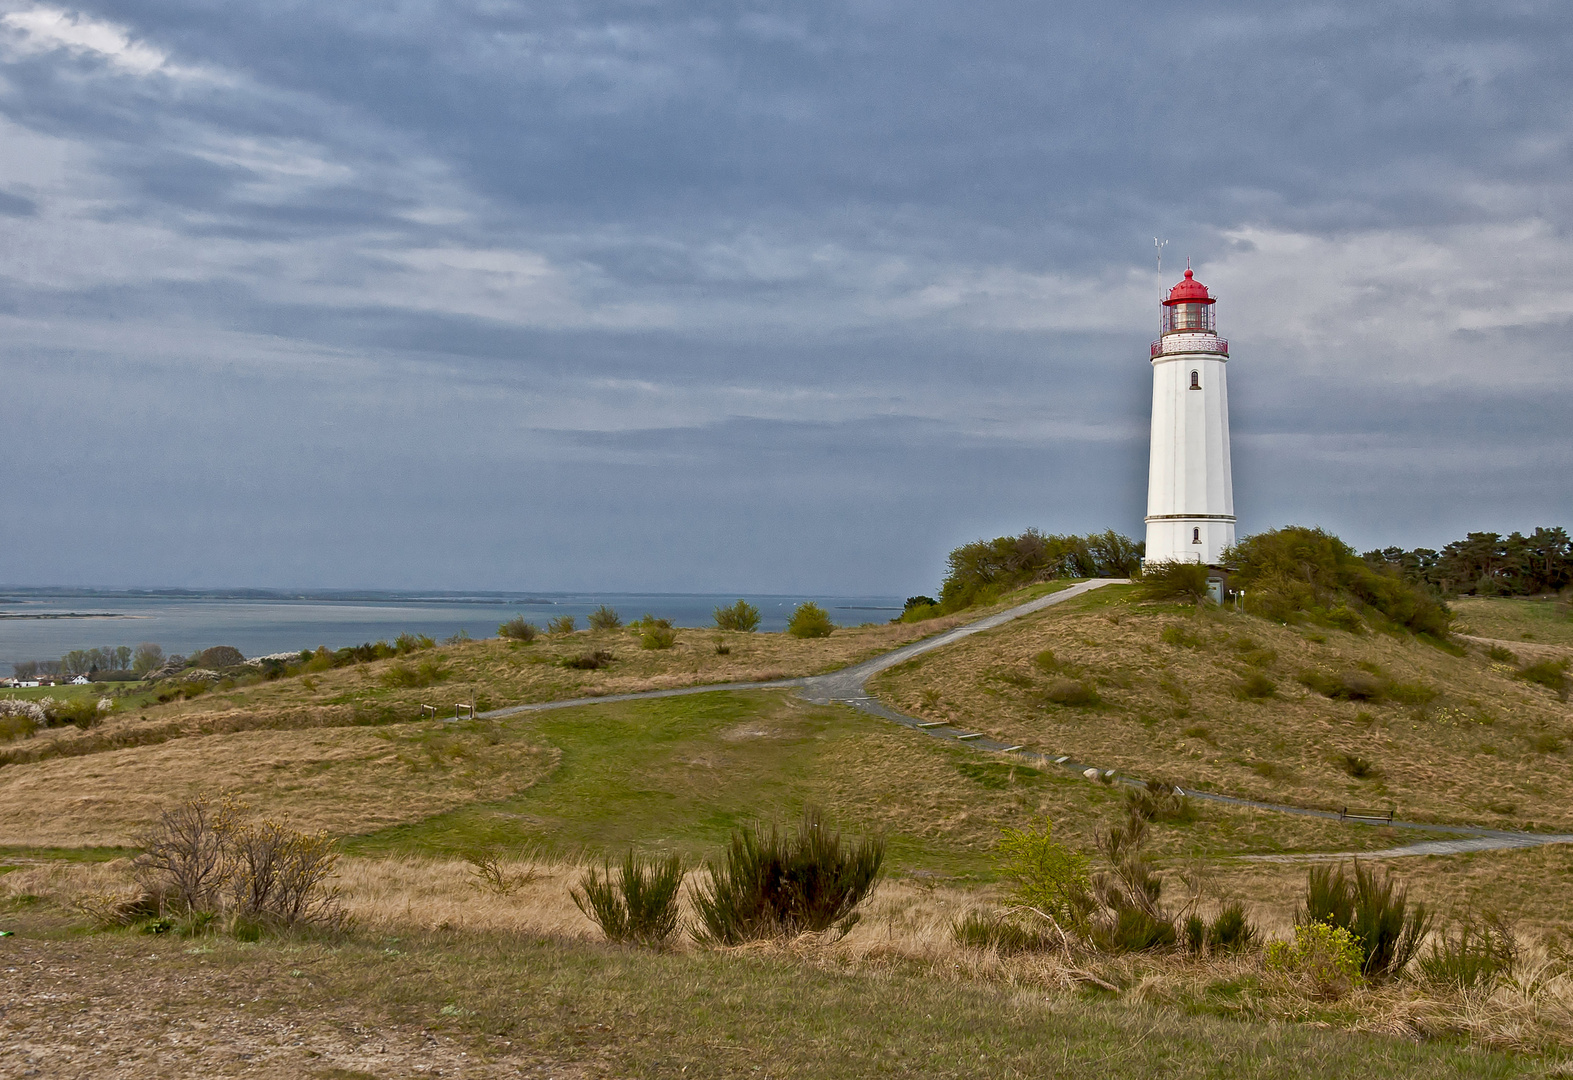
1151, 335, 1229, 358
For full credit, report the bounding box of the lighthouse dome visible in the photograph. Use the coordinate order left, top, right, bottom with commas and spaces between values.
1163, 268, 1214, 306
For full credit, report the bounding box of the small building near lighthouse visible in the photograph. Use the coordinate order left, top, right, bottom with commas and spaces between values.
1144, 267, 1235, 567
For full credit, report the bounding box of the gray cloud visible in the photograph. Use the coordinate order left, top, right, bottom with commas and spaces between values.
0, 0, 1568, 592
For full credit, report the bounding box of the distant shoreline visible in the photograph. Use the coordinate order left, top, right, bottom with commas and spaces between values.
0, 613, 141, 620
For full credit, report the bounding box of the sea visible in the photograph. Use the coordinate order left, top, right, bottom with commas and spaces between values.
0, 588, 908, 671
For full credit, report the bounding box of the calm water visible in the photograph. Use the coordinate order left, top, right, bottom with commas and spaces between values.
0, 589, 906, 670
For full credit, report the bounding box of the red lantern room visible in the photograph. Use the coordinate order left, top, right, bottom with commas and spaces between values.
1161, 268, 1216, 334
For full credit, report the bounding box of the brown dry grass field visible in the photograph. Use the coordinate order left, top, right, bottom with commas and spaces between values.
0, 609, 978, 770
870, 585, 1573, 831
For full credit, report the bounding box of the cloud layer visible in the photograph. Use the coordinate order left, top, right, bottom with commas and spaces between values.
0, 1, 1569, 591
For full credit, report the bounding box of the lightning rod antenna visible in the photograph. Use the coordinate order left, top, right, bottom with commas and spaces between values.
1154, 238, 1168, 302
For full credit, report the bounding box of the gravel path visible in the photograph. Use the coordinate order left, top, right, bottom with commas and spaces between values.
480, 580, 1573, 860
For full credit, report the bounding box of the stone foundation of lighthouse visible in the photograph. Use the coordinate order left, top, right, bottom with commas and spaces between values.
1143, 270, 1235, 566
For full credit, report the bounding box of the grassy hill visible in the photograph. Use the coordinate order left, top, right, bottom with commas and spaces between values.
871, 585, 1573, 831
4, 588, 1573, 1075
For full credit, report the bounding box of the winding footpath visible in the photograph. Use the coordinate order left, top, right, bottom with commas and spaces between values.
481, 580, 1573, 861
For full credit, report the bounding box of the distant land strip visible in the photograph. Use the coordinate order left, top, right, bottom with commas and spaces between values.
0, 612, 139, 620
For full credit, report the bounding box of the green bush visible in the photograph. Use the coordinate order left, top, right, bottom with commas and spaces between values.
547, 615, 577, 635
1266, 921, 1365, 999
562, 650, 615, 670
994, 819, 1091, 927
1300, 862, 1432, 981
1159, 623, 1203, 647
641, 626, 677, 650
0, 700, 43, 741
572, 849, 685, 946
1040, 678, 1101, 707
690, 809, 884, 944
1139, 560, 1211, 603
951, 910, 1057, 954
713, 600, 761, 633
1234, 671, 1276, 699
937, 528, 1143, 611
1207, 902, 1259, 953
1486, 645, 1517, 664
498, 617, 538, 642
1226, 526, 1451, 637
588, 606, 623, 631
787, 602, 835, 639
44, 695, 108, 730
1516, 659, 1570, 701
394, 633, 436, 654
1417, 916, 1517, 990
1341, 754, 1379, 779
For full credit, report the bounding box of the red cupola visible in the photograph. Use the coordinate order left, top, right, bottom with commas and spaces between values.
1160, 268, 1216, 334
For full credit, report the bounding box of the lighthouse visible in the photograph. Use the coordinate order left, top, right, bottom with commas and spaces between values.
1144, 268, 1235, 565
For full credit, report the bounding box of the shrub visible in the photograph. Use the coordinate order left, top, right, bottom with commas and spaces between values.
641, 625, 677, 650
1226, 526, 1452, 637
381, 659, 449, 688
225, 817, 343, 929
1032, 649, 1059, 673
131, 797, 343, 932
952, 910, 1057, 954
786, 602, 835, 639
0, 699, 45, 741
714, 600, 761, 633
42, 695, 110, 730
1235, 671, 1276, 699
395, 633, 436, 653
1139, 560, 1211, 603
1089, 815, 1176, 952
1300, 862, 1432, 980
573, 849, 685, 946
548, 615, 577, 635
1486, 645, 1516, 663
1417, 915, 1517, 990
690, 809, 884, 944
1517, 659, 1570, 701
498, 617, 538, 642
1207, 901, 1258, 953
1341, 754, 1379, 779
1123, 779, 1196, 824
938, 528, 1143, 611
995, 819, 1092, 928
1040, 678, 1101, 707
444, 629, 472, 645
1297, 669, 1388, 701
563, 650, 615, 670
588, 605, 623, 631
1267, 921, 1365, 999
1159, 623, 1202, 648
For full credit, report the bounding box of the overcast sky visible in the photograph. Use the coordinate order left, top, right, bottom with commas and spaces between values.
0, 1, 1569, 594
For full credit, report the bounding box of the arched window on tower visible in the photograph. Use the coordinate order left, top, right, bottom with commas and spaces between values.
1190, 370, 1200, 390
1192, 527, 1201, 544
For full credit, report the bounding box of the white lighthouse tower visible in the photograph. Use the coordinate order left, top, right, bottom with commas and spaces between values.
1144, 267, 1235, 565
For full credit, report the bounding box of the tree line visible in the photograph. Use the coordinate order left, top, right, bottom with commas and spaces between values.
13, 643, 167, 681
1363, 527, 1570, 597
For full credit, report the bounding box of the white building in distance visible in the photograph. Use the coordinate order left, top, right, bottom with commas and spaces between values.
1144, 268, 1235, 565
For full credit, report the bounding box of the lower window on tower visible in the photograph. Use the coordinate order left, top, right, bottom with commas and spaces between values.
1192, 527, 1201, 544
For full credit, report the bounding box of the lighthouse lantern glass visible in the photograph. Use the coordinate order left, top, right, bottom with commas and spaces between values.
1162, 303, 1215, 334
